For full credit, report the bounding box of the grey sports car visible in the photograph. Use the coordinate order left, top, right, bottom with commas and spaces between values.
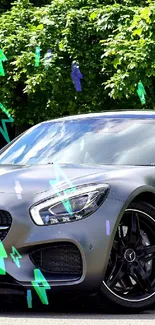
0, 110, 155, 312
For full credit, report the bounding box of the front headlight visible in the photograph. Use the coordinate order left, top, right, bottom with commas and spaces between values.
30, 183, 109, 226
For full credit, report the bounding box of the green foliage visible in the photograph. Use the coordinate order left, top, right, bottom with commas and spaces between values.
0, 0, 108, 125
100, 1, 155, 108
0, 0, 155, 126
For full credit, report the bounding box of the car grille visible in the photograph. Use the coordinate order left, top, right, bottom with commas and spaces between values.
30, 242, 83, 276
0, 210, 12, 241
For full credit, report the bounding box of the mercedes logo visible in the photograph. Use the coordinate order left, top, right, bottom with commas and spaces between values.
124, 248, 136, 262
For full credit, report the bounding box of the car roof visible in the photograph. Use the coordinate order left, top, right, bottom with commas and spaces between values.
41, 110, 155, 124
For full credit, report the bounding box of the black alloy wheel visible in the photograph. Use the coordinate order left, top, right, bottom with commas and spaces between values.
99, 202, 155, 312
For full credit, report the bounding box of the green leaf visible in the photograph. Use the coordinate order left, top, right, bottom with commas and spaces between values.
132, 28, 143, 36
36, 24, 44, 30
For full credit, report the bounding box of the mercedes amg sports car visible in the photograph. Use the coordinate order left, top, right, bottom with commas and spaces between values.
1, 110, 155, 312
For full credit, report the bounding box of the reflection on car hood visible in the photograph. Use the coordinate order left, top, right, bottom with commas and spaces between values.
0, 163, 150, 194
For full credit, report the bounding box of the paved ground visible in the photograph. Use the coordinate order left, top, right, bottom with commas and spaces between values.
1, 313, 155, 325
0, 295, 155, 325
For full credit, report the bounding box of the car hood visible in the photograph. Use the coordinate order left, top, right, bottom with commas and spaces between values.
0, 163, 151, 196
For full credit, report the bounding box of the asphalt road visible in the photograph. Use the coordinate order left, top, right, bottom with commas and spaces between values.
1, 313, 155, 325
0, 295, 155, 325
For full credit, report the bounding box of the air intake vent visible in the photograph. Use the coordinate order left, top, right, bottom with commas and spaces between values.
30, 242, 83, 277
0, 210, 12, 241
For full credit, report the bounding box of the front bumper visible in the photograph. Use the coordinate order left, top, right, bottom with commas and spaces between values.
1, 193, 125, 294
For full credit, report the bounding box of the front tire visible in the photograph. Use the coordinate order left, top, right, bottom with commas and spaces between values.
98, 201, 155, 313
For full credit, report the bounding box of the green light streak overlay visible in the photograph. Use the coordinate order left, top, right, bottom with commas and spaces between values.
0, 103, 14, 143
10, 246, 22, 268
137, 81, 146, 105
31, 269, 51, 305
0, 240, 8, 275
49, 164, 76, 216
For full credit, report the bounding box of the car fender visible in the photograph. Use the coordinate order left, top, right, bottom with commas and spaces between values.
108, 180, 155, 206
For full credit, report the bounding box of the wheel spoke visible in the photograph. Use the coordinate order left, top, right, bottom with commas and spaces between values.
117, 225, 126, 247
138, 245, 155, 262
121, 274, 134, 290
112, 240, 119, 252
107, 262, 127, 288
141, 245, 155, 256
144, 255, 155, 263
130, 263, 153, 293
106, 254, 118, 280
128, 211, 141, 245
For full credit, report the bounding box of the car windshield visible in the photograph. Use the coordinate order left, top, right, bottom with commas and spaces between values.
0, 116, 155, 166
